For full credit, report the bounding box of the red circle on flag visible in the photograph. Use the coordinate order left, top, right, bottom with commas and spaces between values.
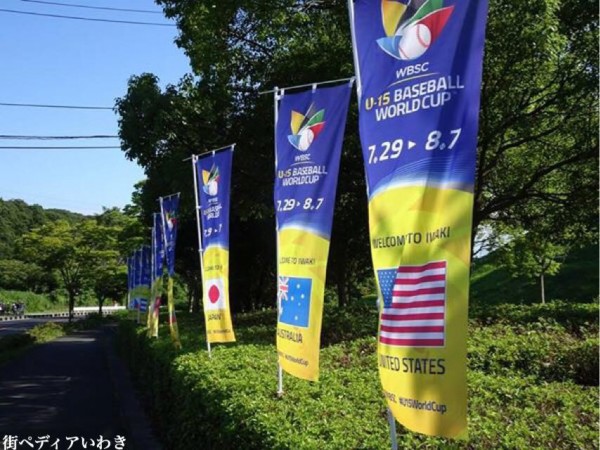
208, 285, 220, 303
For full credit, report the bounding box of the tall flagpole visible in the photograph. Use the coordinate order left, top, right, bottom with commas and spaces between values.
159, 195, 182, 349
136, 250, 141, 325
348, 1, 396, 448
347, 0, 362, 99
274, 87, 284, 397
192, 154, 212, 357
146, 218, 156, 337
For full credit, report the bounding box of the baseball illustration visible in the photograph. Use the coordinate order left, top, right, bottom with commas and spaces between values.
297, 128, 315, 151
398, 23, 431, 60
206, 180, 218, 196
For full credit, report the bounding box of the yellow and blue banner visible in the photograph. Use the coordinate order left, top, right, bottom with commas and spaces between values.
160, 193, 182, 349
130, 249, 142, 310
139, 245, 151, 316
349, 0, 488, 438
195, 148, 236, 344
149, 212, 165, 338
275, 83, 352, 381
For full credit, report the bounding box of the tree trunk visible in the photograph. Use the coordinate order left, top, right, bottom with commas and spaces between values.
68, 290, 76, 323
336, 260, 348, 308
98, 298, 104, 317
187, 287, 193, 313
193, 281, 201, 313
540, 272, 546, 304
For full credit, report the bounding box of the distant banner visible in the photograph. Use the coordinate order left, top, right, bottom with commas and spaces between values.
140, 245, 151, 315
130, 249, 142, 310
149, 213, 165, 337
349, 0, 488, 438
160, 193, 181, 348
127, 256, 134, 309
275, 83, 352, 381
194, 148, 236, 343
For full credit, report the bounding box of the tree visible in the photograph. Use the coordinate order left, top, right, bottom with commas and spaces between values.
21, 220, 122, 322
93, 262, 127, 316
116, 0, 597, 308
501, 229, 567, 304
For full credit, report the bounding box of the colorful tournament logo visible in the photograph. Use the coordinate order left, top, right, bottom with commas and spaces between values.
202, 164, 220, 196
377, 0, 454, 61
288, 104, 326, 151
165, 212, 177, 231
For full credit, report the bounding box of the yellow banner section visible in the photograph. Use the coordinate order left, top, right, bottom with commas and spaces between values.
276, 228, 329, 381
202, 247, 235, 343
167, 277, 181, 349
148, 278, 162, 338
371, 185, 471, 438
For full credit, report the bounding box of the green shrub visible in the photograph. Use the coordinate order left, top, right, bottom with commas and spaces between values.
468, 322, 598, 385
117, 310, 599, 450
27, 322, 66, 343
470, 301, 599, 334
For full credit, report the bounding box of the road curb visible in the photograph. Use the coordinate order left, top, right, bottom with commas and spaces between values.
102, 325, 163, 450
0, 309, 124, 322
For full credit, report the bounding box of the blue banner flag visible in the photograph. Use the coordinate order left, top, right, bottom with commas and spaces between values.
275, 82, 352, 381
160, 193, 180, 277
139, 245, 151, 313
149, 213, 165, 337
159, 193, 182, 348
349, 0, 488, 438
152, 213, 165, 282
130, 249, 142, 309
194, 147, 236, 343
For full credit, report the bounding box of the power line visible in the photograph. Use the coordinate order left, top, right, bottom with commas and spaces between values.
0, 134, 119, 140
0, 8, 176, 26
19, 0, 163, 14
0, 145, 121, 149
0, 102, 113, 110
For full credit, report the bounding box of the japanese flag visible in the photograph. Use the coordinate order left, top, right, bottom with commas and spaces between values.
204, 278, 226, 311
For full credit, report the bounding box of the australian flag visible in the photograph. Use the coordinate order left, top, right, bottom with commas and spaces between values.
278, 276, 312, 328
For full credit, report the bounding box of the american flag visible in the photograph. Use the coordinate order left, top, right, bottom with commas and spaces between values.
377, 261, 447, 347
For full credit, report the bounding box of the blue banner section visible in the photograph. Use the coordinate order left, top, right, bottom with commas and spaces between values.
141, 245, 151, 288
160, 193, 180, 276
152, 213, 165, 282
130, 249, 142, 308
134, 249, 141, 291
195, 147, 233, 251
275, 83, 352, 239
352, 0, 488, 197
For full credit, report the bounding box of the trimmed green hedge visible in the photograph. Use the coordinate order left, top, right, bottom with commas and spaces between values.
118, 306, 598, 450
469, 322, 599, 386
470, 301, 599, 333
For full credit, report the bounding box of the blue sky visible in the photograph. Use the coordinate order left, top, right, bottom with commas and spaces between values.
0, 0, 190, 214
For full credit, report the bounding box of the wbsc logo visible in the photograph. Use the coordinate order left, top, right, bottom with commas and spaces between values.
288, 103, 326, 151
202, 164, 220, 196
377, 0, 454, 61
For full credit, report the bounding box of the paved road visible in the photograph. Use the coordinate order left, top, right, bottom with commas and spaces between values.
0, 326, 161, 449
0, 317, 71, 337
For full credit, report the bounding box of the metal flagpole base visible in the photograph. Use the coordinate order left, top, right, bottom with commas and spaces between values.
387, 408, 398, 450
277, 364, 284, 397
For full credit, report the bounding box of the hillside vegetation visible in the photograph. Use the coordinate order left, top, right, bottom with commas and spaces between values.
471, 245, 599, 305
